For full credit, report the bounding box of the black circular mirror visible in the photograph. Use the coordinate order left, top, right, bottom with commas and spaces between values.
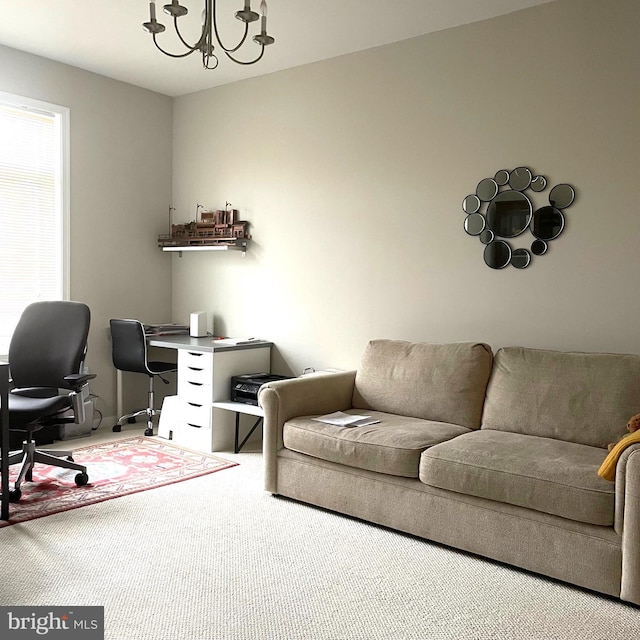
462, 194, 481, 214
480, 229, 494, 245
464, 213, 485, 236
532, 206, 564, 240
486, 190, 532, 238
549, 183, 575, 209
508, 167, 532, 191
511, 248, 531, 269
484, 240, 511, 269
476, 178, 498, 202
531, 239, 547, 255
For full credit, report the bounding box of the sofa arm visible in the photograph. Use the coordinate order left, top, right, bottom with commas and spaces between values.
619, 444, 640, 605
259, 370, 356, 493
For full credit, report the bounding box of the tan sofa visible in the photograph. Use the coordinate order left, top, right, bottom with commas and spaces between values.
259, 339, 640, 605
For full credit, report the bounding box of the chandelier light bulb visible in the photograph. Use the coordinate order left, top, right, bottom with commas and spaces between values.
253, 0, 274, 46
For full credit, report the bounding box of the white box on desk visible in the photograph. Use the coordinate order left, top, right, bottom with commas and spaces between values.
189, 311, 210, 337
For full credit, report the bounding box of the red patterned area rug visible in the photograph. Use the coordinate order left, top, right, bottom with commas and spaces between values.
1, 436, 237, 527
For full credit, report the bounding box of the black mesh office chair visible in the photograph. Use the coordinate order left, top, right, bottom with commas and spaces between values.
6, 301, 95, 502
110, 319, 176, 436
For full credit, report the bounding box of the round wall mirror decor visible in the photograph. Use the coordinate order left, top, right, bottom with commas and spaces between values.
462, 167, 575, 269
484, 240, 511, 269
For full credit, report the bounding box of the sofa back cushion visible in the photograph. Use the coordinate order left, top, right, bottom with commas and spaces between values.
352, 340, 493, 429
482, 347, 640, 448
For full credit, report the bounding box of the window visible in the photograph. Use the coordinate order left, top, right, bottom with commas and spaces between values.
0, 92, 69, 354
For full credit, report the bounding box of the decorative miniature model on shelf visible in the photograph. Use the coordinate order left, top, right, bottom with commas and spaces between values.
157, 202, 251, 249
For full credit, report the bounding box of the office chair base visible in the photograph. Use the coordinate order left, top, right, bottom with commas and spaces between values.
114, 407, 161, 436
8, 440, 89, 501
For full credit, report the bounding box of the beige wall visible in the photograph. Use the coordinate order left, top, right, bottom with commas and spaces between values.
171, 0, 640, 376
2, 0, 638, 416
0, 45, 173, 420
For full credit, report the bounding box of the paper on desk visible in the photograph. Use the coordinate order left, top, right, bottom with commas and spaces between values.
312, 411, 380, 427
213, 337, 260, 346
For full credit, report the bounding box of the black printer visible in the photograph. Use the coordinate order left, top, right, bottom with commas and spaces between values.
230, 373, 293, 406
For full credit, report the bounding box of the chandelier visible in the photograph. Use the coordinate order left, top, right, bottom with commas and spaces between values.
142, 0, 274, 70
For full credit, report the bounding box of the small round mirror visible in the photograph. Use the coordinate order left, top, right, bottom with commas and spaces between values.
511, 248, 531, 269
531, 175, 547, 192
462, 194, 481, 214
531, 239, 547, 255
484, 240, 511, 269
549, 183, 575, 209
476, 178, 498, 202
494, 169, 509, 186
464, 213, 486, 236
486, 190, 532, 238
480, 229, 494, 245
532, 206, 565, 241
508, 167, 532, 191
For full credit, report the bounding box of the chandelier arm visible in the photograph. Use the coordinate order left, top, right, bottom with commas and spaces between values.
212, 0, 251, 53
173, 15, 208, 52
221, 44, 265, 66
152, 33, 198, 59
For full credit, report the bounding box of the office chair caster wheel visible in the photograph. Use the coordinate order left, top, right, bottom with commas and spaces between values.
9, 489, 21, 502
127, 417, 137, 424
112, 424, 122, 433
144, 428, 153, 436
75, 472, 89, 486
67, 456, 74, 462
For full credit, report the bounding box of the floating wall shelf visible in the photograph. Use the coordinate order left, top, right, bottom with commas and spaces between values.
161, 241, 248, 257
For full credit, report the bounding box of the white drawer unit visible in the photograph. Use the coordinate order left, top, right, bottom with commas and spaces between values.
178, 379, 213, 406
176, 420, 212, 452
179, 364, 212, 386
153, 338, 272, 453
182, 399, 212, 428
180, 349, 212, 374
178, 349, 214, 418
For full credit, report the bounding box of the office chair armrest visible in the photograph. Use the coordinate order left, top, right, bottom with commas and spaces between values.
64, 374, 96, 425
63, 373, 96, 391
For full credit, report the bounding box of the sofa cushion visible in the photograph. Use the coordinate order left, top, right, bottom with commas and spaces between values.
419, 430, 614, 526
283, 410, 471, 478
352, 340, 493, 429
482, 346, 640, 448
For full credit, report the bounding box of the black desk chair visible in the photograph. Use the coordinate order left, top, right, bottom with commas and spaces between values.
110, 319, 176, 436
6, 301, 95, 502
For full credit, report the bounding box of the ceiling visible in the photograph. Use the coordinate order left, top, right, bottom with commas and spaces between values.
0, 0, 555, 97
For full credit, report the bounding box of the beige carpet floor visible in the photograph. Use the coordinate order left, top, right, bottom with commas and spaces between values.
0, 428, 638, 640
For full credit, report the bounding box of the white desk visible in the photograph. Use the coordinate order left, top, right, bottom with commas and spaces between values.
147, 334, 271, 353
118, 335, 272, 453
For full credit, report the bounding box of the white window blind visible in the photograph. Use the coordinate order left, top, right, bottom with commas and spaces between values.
0, 93, 69, 355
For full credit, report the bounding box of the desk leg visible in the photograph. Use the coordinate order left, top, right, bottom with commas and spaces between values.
234, 414, 264, 454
